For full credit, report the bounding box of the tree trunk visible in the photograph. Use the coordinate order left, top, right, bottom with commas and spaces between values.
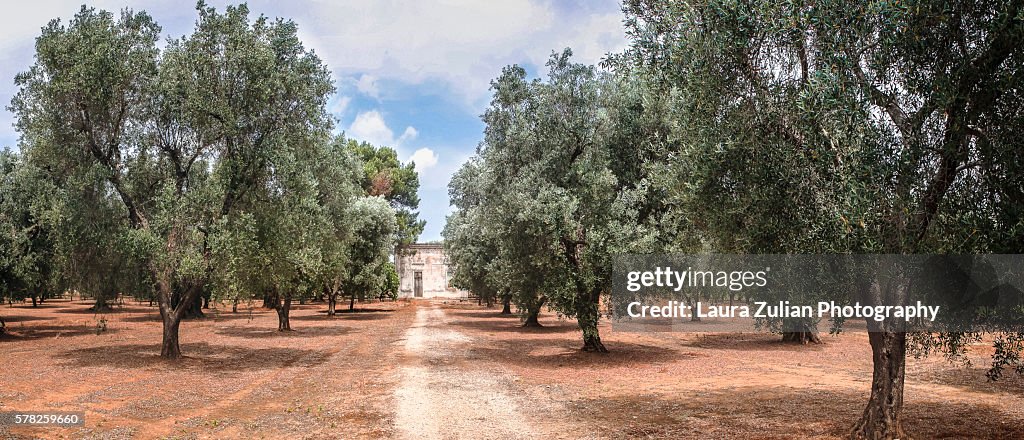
781, 320, 822, 344
172, 289, 205, 319
851, 331, 908, 439
157, 276, 205, 359
262, 292, 277, 309
523, 308, 542, 327
576, 290, 607, 353
0, 314, 6, 334
31, 295, 37, 307
277, 293, 292, 331
232, 298, 238, 313
501, 295, 512, 315
782, 331, 822, 344
522, 294, 545, 327
91, 293, 113, 312
349, 295, 356, 311
159, 304, 183, 359
327, 293, 337, 316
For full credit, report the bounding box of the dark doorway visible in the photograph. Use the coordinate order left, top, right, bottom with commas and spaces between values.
414, 271, 423, 298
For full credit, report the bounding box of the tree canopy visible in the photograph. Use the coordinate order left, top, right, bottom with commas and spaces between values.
7, 2, 398, 356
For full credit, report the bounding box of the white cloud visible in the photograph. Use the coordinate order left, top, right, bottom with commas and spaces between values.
420, 151, 471, 191
0, 2, 628, 121
408, 147, 438, 171
347, 110, 417, 149
297, 0, 627, 108
331, 96, 351, 115
355, 74, 380, 99
398, 126, 418, 144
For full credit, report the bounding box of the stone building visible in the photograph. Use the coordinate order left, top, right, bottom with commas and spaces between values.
395, 243, 468, 299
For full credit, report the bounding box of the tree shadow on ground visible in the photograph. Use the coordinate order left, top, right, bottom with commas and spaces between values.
118, 314, 162, 322
336, 307, 397, 313
56, 342, 330, 371
52, 305, 145, 315
289, 308, 395, 322
114, 310, 274, 323
0, 314, 47, 323
215, 325, 352, 338
448, 317, 579, 334
567, 386, 1023, 439
470, 336, 699, 369
1, 324, 122, 341
3, 302, 72, 309
205, 311, 275, 321
679, 332, 833, 352
914, 364, 1024, 395
447, 310, 521, 320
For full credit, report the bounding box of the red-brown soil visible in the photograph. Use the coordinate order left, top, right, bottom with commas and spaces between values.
1, 298, 1021, 439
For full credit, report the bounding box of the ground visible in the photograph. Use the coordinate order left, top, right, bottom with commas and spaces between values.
0, 298, 1021, 439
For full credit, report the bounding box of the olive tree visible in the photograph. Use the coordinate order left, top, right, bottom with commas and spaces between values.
11, 3, 334, 358
336, 196, 397, 313
620, 0, 1024, 436
457, 51, 643, 351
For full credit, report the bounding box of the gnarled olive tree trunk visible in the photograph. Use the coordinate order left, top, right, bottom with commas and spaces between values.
522, 295, 546, 327
157, 280, 204, 359
327, 291, 338, 316
276, 292, 293, 331
781, 319, 822, 344
576, 287, 606, 353
501, 292, 512, 315
852, 331, 907, 439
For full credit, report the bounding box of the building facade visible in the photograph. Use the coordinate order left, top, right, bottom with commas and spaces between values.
395, 243, 468, 299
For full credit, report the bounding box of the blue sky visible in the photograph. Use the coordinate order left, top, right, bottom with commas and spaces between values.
0, 0, 628, 241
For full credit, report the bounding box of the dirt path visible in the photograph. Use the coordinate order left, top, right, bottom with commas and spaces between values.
393, 303, 535, 440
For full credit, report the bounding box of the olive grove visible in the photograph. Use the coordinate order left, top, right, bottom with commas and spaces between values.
6, 3, 403, 357
443, 0, 1024, 437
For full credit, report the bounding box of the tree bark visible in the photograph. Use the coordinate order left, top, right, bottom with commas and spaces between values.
782, 320, 822, 344
688, 295, 700, 322
157, 275, 205, 359
276, 293, 292, 331
851, 331, 908, 439
781, 331, 822, 344
160, 311, 183, 360
349, 294, 356, 311
172, 289, 205, 319
523, 295, 546, 327
0, 314, 6, 334
523, 308, 542, 327
262, 292, 277, 309
501, 294, 512, 315
576, 291, 607, 353
327, 293, 337, 316
91, 293, 113, 312
31, 295, 37, 307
